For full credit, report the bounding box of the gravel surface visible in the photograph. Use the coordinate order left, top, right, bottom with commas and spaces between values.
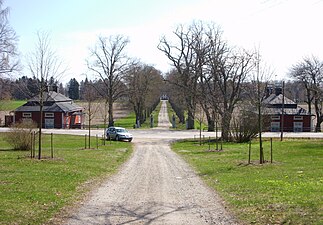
64, 101, 238, 225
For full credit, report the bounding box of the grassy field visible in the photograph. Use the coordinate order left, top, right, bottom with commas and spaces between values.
0, 133, 132, 225
166, 101, 208, 130
0, 100, 26, 111
114, 102, 161, 129
172, 138, 323, 225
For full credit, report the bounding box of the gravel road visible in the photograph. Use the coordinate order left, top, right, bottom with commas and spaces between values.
64, 101, 238, 225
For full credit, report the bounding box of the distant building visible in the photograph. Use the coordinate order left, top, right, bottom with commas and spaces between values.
14, 91, 84, 129
263, 84, 313, 132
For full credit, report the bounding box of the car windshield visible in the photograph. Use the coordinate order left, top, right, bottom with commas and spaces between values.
116, 128, 127, 133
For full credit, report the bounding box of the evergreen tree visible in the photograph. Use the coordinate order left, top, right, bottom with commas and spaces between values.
68, 78, 80, 100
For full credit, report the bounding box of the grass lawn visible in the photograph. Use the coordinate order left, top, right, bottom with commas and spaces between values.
115, 102, 161, 129
0, 100, 26, 111
0, 133, 132, 225
172, 138, 323, 225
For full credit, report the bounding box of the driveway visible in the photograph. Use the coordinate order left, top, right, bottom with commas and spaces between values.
64, 101, 238, 225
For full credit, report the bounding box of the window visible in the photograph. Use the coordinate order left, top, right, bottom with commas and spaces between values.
45, 113, 54, 118
271, 116, 280, 120
22, 113, 32, 118
45, 118, 54, 128
271, 122, 280, 132
294, 122, 303, 132
294, 116, 303, 121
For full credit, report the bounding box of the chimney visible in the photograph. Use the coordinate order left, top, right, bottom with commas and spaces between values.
274, 82, 282, 96
266, 84, 274, 97
48, 85, 58, 92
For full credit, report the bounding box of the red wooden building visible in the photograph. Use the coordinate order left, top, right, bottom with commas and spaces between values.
14, 91, 84, 129
263, 86, 313, 132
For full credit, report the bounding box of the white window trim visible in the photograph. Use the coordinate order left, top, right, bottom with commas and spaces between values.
22, 112, 32, 118
45, 113, 54, 118
271, 116, 280, 120
294, 116, 303, 121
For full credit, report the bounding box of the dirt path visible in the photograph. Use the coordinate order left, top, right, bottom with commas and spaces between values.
64, 101, 237, 225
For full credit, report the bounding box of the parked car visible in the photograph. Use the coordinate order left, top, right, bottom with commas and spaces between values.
106, 126, 133, 142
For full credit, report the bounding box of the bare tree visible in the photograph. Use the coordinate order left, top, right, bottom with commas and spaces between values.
245, 51, 273, 163
125, 63, 163, 126
158, 22, 202, 129
208, 48, 256, 141
87, 35, 131, 127
289, 56, 323, 132
198, 23, 227, 132
28, 31, 65, 159
0, 0, 19, 75
82, 78, 99, 148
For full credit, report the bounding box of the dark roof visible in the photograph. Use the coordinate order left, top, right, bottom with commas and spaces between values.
15, 91, 83, 113
263, 94, 311, 116
29, 91, 72, 102
263, 106, 309, 115
15, 102, 83, 113
263, 94, 296, 106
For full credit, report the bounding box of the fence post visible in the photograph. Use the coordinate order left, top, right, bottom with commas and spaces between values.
96, 135, 98, 149
270, 138, 273, 163
30, 132, 33, 158
33, 131, 36, 158
85, 134, 87, 149
248, 141, 251, 164
51, 133, 53, 158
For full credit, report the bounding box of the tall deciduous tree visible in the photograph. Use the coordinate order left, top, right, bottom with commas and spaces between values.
158, 22, 202, 129
87, 35, 131, 127
0, 0, 19, 75
208, 48, 255, 140
28, 31, 65, 159
290, 56, 323, 132
125, 63, 163, 126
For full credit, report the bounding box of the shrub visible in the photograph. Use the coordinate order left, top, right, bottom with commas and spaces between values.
5, 120, 38, 150
231, 111, 259, 143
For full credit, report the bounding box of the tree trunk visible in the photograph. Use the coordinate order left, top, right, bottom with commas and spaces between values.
187, 109, 195, 129
205, 109, 215, 132
207, 117, 215, 132
38, 101, 43, 160
314, 97, 322, 132
221, 111, 232, 141
315, 115, 322, 132
108, 100, 114, 127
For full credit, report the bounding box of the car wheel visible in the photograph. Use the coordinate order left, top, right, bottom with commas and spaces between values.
106, 134, 110, 140
129, 139, 132, 142
115, 135, 119, 141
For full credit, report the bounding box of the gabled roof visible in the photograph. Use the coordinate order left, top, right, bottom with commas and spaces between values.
15, 91, 83, 113
262, 106, 308, 115
29, 91, 72, 102
263, 94, 296, 106
262, 94, 312, 116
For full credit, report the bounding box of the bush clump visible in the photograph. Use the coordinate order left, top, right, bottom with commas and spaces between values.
5, 120, 38, 150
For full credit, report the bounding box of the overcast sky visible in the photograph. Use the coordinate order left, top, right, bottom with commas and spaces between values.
5, 0, 323, 83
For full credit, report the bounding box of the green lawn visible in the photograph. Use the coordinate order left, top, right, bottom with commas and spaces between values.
0, 100, 26, 111
0, 133, 132, 225
115, 102, 161, 129
172, 138, 323, 225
